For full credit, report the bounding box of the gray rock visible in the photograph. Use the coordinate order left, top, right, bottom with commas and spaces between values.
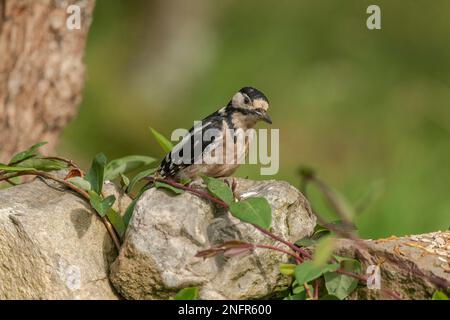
110, 178, 316, 300
0, 176, 127, 299
334, 231, 450, 300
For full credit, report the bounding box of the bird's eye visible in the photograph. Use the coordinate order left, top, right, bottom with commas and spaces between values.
243, 96, 250, 104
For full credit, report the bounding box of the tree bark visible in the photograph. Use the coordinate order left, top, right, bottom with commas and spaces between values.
0, 0, 95, 163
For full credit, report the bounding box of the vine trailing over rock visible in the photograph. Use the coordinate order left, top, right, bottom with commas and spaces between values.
0, 131, 448, 300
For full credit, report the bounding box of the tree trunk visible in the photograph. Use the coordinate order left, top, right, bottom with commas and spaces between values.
0, 0, 95, 163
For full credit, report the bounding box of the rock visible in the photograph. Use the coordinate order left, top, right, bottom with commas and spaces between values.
334, 231, 450, 300
0, 175, 129, 299
109, 178, 316, 300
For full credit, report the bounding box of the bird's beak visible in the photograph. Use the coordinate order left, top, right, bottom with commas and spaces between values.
261, 110, 272, 124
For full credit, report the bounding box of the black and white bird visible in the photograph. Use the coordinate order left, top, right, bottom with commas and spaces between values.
157, 87, 271, 181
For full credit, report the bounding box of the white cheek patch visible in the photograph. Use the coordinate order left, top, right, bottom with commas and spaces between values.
253, 99, 269, 111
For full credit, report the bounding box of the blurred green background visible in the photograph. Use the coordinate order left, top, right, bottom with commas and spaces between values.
59, 0, 450, 238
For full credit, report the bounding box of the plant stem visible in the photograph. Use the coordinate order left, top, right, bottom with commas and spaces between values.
303, 283, 313, 299
254, 244, 302, 263
149, 177, 314, 260
152, 175, 404, 300
147, 177, 230, 208
252, 224, 312, 260
313, 280, 319, 299
43, 156, 80, 169
334, 268, 402, 300
4, 178, 17, 186
0, 170, 121, 251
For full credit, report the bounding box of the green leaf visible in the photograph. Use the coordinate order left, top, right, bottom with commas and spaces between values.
124, 198, 138, 228
9, 142, 47, 165
179, 177, 192, 185
328, 220, 358, 232
154, 181, 184, 194
292, 281, 313, 295
295, 238, 317, 247
88, 191, 115, 217
324, 258, 361, 300
18, 158, 67, 171
85, 153, 107, 194
174, 287, 198, 300
432, 290, 449, 300
279, 263, 296, 276
150, 127, 173, 153
124, 184, 152, 227
67, 177, 92, 191
313, 236, 335, 267
103, 195, 116, 209
313, 224, 331, 238
294, 261, 339, 285
127, 167, 157, 193
229, 197, 272, 229
0, 164, 36, 172
120, 173, 130, 188
202, 176, 234, 205
106, 208, 126, 238
89, 191, 104, 216
104, 155, 155, 180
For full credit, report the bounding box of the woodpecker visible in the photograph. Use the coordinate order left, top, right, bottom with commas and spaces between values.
157, 87, 271, 181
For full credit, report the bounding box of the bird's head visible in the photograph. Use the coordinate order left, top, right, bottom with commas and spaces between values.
227, 87, 272, 127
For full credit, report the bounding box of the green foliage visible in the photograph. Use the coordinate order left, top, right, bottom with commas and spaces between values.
229, 197, 272, 229
123, 183, 153, 228
154, 181, 184, 194
119, 173, 129, 188
150, 127, 173, 153
104, 155, 155, 180
127, 167, 157, 193
324, 256, 361, 300
1, 142, 371, 301
279, 264, 296, 276
89, 191, 115, 217
18, 158, 67, 171
284, 282, 314, 300
432, 290, 449, 300
312, 236, 335, 266
123, 197, 138, 228
85, 153, 107, 194
0, 164, 36, 172
179, 177, 192, 185
294, 261, 339, 286
202, 176, 234, 205
67, 176, 92, 191
106, 208, 126, 238
9, 142, 47, 165
174, 287, 198, 300
296, 224, 331, 247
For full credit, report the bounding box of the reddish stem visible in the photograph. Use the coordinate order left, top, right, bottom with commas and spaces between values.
255, 244, 302, 263
252, 224, 312, 260
313, 280, 319, 299
151, 176, 403, 300
149, 177, 313, 260
303, 284, 313, 299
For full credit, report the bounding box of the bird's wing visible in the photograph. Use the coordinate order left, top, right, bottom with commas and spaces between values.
158, 114, 225, 177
